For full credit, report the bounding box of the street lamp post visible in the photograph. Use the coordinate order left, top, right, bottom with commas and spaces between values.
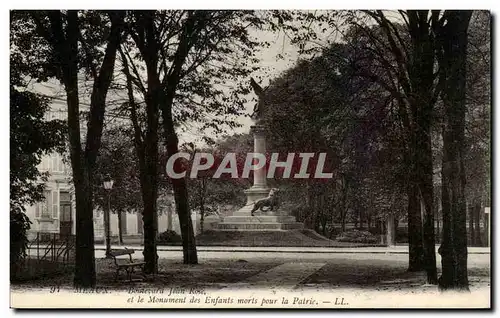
167, 190, 174, 232
485, 207, 490, 248
103, 176, 114, 258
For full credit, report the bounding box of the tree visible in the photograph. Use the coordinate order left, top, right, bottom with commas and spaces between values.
185, 140, 248, 233
463, 11, 490, 247
435, 10, 474, 291
288, 9, 482, 290
264, 11, 484, 287
258, 33, 412, 240
93, 127, 143, 244
288, 10, 445, 282
13, 10, 126, 287
119, 10, 266, 268
10, 54, 66, 278
346, 11, 440, 282
277, 11, 430, 270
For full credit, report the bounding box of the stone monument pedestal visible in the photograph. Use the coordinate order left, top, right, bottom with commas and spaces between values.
214, 124, 303, 231
216, 215, 304, 231
232, 187, 270, 216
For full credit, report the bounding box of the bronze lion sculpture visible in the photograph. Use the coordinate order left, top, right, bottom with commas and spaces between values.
251, 188, 280, 216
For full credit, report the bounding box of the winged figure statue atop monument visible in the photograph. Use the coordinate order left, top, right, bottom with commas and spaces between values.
249, 77, 268, 121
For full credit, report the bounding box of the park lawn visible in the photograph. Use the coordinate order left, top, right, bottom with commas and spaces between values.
193, 230, 384, 247
97, 258, 283, 290
10, 258, 283, 292
11, 259, 73, 283
298, 256, 491, 292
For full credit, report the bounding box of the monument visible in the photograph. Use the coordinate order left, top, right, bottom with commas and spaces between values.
215, 78, 303, 231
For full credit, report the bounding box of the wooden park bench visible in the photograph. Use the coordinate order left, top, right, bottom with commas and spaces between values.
108, 248, 147, 282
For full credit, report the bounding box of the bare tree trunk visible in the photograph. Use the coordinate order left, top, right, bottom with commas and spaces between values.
200, 208, 205, 234
359, 207, 364, 230
137, 110, 159, 274
320, 195, 328, 236
313, 195, 321, 233
199, 179, 206, 234
164, 126, 198, 264
73, 174, 96, 287
172, 176, 198, 264
132, 114, 159, 274
473, 200, 482, 246
407, 182, 424, 271
117, 210, 124, 245
468, 202, 475, 246
305, 185, 315, 229
420, 172, 438, 283
142, 181, 158, 274
436, 204, 441, 244
437, 11, 472, 291
32, 10, 124, 288
155, 11, 209, 264
120, 41, 159, 274
340, 177, 350, 233
408, 11, 438, 283
48, 11, 97, 289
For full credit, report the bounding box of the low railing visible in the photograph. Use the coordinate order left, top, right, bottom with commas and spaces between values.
25, 232, 76, 263
12, 232, 76, 281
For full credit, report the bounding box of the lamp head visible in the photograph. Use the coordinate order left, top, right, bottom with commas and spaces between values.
103, 175, 114, 190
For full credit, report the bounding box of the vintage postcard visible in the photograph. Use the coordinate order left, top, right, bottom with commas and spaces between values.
10, 9, 491, 309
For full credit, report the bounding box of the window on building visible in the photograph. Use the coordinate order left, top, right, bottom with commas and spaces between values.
40, 190, 51, 218
38, 153, 68, 173
52, 190, 59, 219
43, 153, 62, 173
39, 156, 49, 172
58, 156, 65, 172
35, 202, 40, 218
60, 191, 70, 202
60, 191, 71, 222
51, 156, 58, 172
34, 190, 60, 219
